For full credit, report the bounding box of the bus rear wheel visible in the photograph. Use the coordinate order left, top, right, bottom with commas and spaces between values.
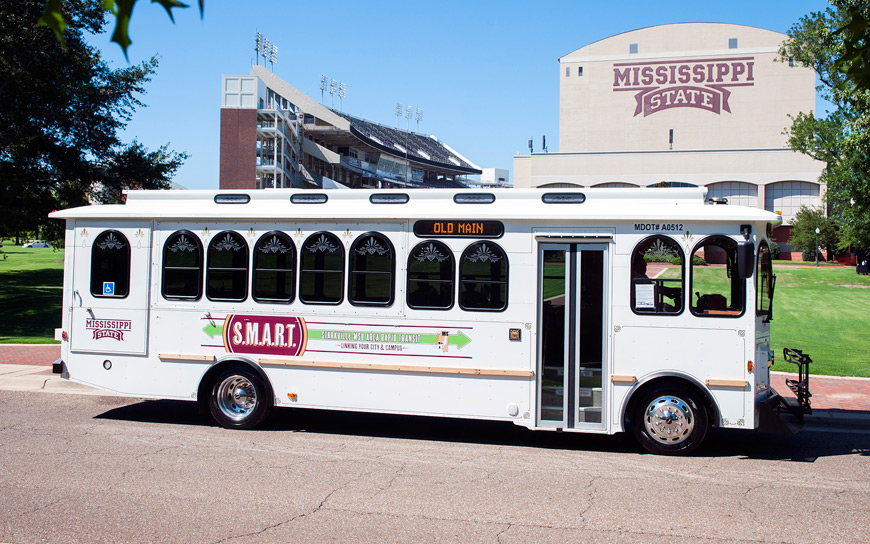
208, 366, 272, 430
632, 384, 708, 455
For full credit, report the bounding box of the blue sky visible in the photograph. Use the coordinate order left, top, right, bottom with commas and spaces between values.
89, 0, 832, 190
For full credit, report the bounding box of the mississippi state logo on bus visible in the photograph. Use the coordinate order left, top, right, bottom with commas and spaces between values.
85, 318, 132, 341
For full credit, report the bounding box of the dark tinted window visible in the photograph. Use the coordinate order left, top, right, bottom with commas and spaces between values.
757, 241, 774, 321
90, 230, 130, 298
691, 236, 745, 317
407, 241, 454, 310
300, 232, 344, 304
630, 236, 684, 315
253, 231, 296, 303
162, 230, 203, 300
459, 242, 508, 311
206, 231, 249, 302
349, 233, 394, 306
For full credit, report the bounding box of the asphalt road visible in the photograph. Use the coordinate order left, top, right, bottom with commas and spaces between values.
1, 390, 868, 544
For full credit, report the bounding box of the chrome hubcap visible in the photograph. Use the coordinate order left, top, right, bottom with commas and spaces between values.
216, 375, 257, 422
643, 395, 694, 445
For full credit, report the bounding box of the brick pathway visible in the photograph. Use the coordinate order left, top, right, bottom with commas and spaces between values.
0, 344, 60, 366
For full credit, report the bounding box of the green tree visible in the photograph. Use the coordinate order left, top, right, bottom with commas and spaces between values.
789, 206, 841, 261
780, 1, 870, 250
0, 0, 187, 244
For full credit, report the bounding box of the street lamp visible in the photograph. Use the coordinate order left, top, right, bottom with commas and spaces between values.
815, 227, 820, 267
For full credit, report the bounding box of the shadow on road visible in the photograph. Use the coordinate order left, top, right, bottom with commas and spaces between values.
94, 399, 870, 460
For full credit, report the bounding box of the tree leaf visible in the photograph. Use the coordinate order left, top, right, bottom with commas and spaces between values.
37, 0, 67, 44
152, 0, 189, 23
109, 0, 137, 57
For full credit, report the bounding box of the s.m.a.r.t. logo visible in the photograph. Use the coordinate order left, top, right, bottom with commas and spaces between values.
612, 57, 755, 117
85, 318, 132, 341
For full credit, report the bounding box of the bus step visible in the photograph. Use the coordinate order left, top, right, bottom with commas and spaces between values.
757, 393, 805, 435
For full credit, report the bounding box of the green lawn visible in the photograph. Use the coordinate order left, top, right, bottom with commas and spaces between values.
0, 244, 64, 343
769, 266, 870, 377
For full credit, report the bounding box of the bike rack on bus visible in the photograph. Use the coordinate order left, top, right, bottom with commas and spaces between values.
782, 347, 813, 417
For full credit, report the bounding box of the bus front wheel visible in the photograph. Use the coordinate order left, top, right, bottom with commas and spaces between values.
208, 365, 272, 430
631, 384, 708, 455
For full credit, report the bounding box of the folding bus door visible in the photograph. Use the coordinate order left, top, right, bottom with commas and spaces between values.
537, 243, 607, 430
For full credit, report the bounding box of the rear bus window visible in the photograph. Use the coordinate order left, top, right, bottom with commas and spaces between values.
253, 231, 296, 303
91, 230, 130, 298
690, 236, 745, 317
459, 242, 508, 311
407, 241, 455, 310
300, 232, 344, 304
206, 231, 249, 302
162, 230, 203, 300
349, 233, 395, 306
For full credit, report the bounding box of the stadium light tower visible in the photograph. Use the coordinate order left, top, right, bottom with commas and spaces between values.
395, 103, 402, 128
320, 75, 328, 104
254, 32, 263, 65
415, 107, 423, 132
339, 82, 346, 111
405, 105, 412, 131
329, 79, 338, 109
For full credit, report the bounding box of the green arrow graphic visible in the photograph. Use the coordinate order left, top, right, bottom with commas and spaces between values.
203, 323, 223, 338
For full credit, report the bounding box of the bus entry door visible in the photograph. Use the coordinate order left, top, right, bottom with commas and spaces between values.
537, 243, 607, 429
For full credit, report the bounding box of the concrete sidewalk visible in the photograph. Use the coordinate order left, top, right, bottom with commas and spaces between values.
0, 345, 867, 427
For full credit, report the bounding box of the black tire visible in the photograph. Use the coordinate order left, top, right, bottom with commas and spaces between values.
207, 365, 273, 430
631, 383, 708, 455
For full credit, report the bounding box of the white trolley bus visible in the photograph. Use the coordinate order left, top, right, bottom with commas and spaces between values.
50, 188, 811, 455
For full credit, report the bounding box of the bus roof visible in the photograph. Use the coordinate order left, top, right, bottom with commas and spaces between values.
49, 187, 781, 225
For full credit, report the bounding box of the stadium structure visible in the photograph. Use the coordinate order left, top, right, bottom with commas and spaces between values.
220, 66, 481, 190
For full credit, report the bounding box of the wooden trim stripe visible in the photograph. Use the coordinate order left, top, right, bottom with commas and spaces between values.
259, 358, 534, 378
611, 374, 637, 384
705, 378, 748, 388
159, 353, 216, 363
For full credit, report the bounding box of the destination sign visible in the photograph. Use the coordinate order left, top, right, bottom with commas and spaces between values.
414, 220, 504, 238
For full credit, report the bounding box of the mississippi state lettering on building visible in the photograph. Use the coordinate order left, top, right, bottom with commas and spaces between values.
613, 57, 755, 117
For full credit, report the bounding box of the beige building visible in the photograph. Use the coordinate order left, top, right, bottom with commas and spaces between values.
514, 23, 825, 253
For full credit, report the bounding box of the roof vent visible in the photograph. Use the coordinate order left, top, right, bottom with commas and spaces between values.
370, 193, 409, 204
454, 193, 495, 204
542, 192, 586, 204
214, 194, 250, 204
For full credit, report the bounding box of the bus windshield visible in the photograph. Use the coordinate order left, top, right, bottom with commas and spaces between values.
757, 241, 775, 322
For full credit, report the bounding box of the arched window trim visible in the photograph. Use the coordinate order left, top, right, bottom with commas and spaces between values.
206, 230, 249, 302
299, 231, 345, 305
629, 235, 685, 316
689, 235, 746, 318
407, 240, 455, 310
252, 230, 297, 304
458, 241, 509, 312
348, 232, 396, 307
90, 229, 131, 298
162, 229, 203, 301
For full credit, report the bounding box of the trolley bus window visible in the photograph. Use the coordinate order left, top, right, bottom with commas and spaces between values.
206, 231, 249, 302
630, 236, 683, 314
459, 241, 508, 311
90, 230, 130, 298
300, 232, 344, 305
407, 241, 455, 310
253, 231, 296, 303
162, 230, 203, 300
349, 233, 395, 306
690, 236, 745, 317
756, 240, 775, 322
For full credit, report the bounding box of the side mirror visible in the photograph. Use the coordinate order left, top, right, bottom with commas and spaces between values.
737, 240, 755, 279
